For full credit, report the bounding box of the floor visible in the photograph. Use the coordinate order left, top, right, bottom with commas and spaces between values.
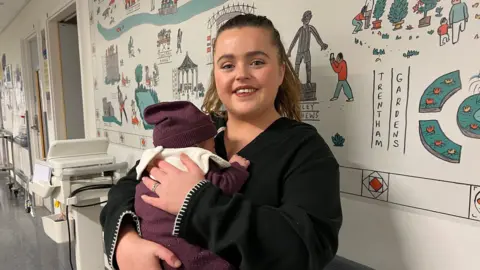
0, 174, 373, 270
0, 176, 74, 270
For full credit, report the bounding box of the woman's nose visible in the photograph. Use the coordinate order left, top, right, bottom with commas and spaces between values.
235, 64, 251, 80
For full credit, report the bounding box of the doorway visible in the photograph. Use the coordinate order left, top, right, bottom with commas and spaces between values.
26, 35, 48, 160
46, 0, 86, 141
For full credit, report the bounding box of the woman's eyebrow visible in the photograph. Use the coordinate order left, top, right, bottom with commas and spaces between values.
216, 51, 270, 64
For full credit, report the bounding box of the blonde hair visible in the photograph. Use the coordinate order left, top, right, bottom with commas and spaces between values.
202, 14, 302, 121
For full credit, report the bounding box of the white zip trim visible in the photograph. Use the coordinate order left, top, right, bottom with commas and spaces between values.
108, 210, 141, 270
172, 180, 209, 236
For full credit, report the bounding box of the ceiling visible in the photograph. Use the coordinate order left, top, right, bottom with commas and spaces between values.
0, 0, 31, 35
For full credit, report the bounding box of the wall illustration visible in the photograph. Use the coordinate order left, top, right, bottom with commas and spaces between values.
416, 69, 465, 164
456, 93, 480, 139
471, 185, 480, 220
287, 10, 328, 102
362, 170, 390, 201
350, 0, 471, 64
418, 119, 462, 163
206, 3, 257, 65
329, 52, 354, 102
418, 70, 461, 113
4, 64, 12, 87
176, 28, 183, 54
371, 66, 410, 153
172, 52, 205, 103
157, 28, 172, 64
104, 44, 121, 84
88, 0, 480, 228
286, 9, 330, 122
97, 0, 230, 41
332, 133, 346, 147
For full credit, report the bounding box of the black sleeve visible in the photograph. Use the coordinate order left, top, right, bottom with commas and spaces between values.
175, 132, 343, 270
99, 160, 143, 270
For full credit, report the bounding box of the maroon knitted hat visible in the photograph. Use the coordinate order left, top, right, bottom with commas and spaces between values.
144, 101, 217, 148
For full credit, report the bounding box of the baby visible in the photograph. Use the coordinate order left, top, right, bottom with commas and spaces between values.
134, 101, 249, 270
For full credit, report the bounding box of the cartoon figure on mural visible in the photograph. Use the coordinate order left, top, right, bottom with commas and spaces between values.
159, 0, 179, 15
153, 63, 159, 86
131, 99, 140, 127
128, 36, 135, 57
287, 10, 328, 100
157, 28, 172, 64
438, 17, 450, 46
157, 29, 170, 49
117, 85, 128, 122
121, 72, 131, 87
145, 66, 152, 87
176, 28, 183, 54
125, 0, 137, 9
102, 7, 111, 19
449, 0, 468, 45
352, 6, 368, 34
329, 53, 354, 102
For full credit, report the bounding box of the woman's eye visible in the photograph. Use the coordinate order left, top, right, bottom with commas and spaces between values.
251, 60, 264, 66
221, 64, 233, 69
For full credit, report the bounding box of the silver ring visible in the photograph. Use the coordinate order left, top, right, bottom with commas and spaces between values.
151, 182, 160, 193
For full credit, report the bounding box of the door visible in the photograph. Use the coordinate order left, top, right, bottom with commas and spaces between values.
32, 70, 46, 159
58, 22, 85, 139
27, 37, 48, 161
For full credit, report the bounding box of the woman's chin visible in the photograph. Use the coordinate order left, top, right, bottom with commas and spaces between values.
229, 105, 261, 119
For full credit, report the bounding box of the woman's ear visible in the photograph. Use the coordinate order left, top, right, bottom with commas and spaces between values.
279, 62, 286, 85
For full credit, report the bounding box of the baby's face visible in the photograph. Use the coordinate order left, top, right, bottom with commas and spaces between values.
197, 138, 216, 153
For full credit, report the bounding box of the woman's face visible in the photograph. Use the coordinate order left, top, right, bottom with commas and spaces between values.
213, 26, 285, 120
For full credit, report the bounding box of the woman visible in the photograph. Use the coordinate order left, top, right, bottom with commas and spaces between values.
100, 14, 342, 270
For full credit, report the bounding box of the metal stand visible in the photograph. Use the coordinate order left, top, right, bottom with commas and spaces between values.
23, 110, 35, 216
0, 84, 16, 194
0, 110, 35, 215
0, 130, 15, 190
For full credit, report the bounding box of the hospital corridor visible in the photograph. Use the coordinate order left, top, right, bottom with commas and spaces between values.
1, 0, 478, 270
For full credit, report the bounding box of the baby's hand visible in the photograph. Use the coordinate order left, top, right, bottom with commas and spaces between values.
229, 154, 250, 168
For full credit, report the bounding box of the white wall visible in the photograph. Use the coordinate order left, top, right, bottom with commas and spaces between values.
0, 0, 72, 177
1, 1, 479, 270
84, 1, 479, 269
28, 39, 39, 70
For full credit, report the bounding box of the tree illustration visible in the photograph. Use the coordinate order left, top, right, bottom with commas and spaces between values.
413, 0, 437, 27
374, 0, 387, 21
388, 0, 409, 24
135, 64, 143, 87
415, 0, 437, 18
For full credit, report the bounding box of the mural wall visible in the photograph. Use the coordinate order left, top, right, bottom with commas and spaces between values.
89, 0, 479, 223
0, 52, 26, 133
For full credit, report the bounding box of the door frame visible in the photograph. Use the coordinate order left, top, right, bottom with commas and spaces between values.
44, 0, 79, 141
20, 29, 45, 161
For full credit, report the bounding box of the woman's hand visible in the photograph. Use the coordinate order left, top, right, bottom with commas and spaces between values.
116, 226, 182, 269
141, 153, 205, 215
